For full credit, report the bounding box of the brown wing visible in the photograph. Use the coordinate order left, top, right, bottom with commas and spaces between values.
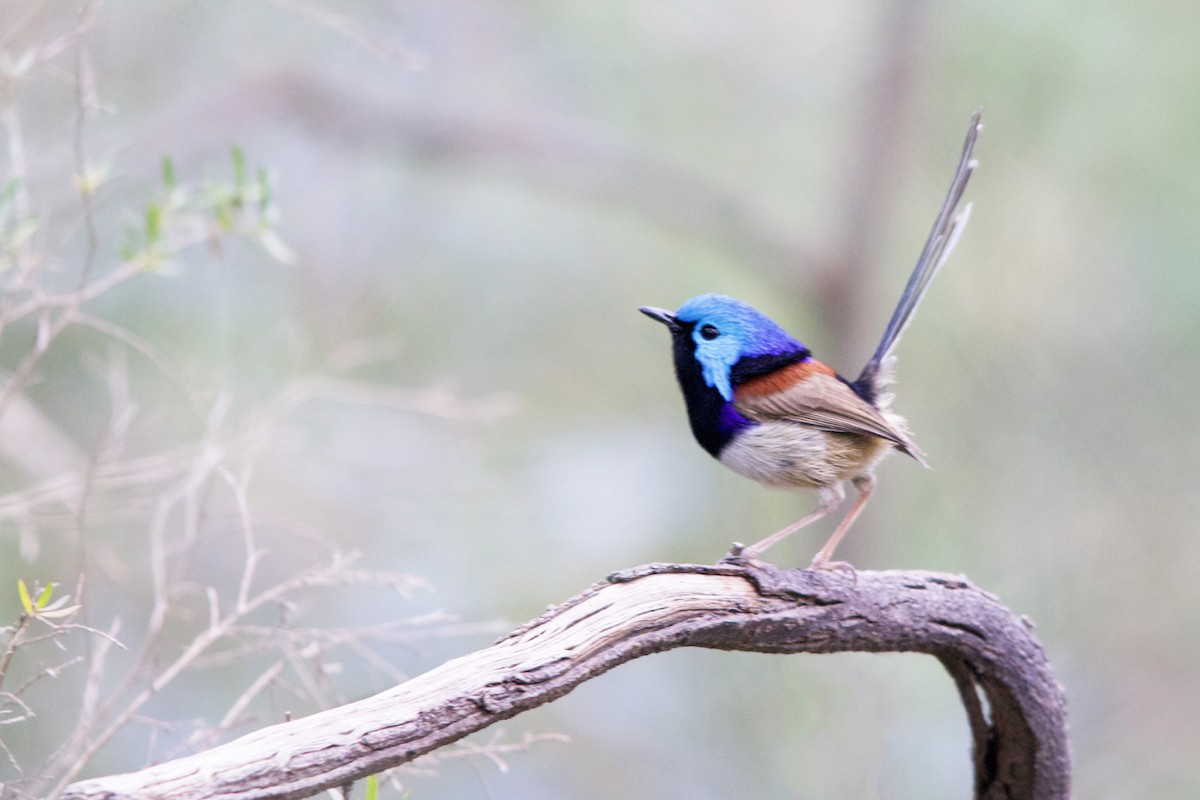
734, 370, 910, 447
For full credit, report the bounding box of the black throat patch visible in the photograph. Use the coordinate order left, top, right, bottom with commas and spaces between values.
667, 325, 737, 457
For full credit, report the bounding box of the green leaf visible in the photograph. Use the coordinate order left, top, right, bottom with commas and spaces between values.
162, 156, 176, 189
365, 775, 378, 800
36, 582, 54, 611
214, 200, 236, 232
119, 230, 139, 261
37, 604, 81, 620
231, 145, 247, 188
7, 218, 39, 249
17, 579, 32, 615
75, 163, 111, 197
0, 178, 19, 211
41, 592, 72, 612
145, 203, 162, 243
256, 165, 272, 217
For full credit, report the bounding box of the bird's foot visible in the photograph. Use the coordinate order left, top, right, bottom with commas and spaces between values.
719, 542, 767, 568
808, 557, 857, 581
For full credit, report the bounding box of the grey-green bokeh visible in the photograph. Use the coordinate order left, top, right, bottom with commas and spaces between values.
2, 1, 1199, 797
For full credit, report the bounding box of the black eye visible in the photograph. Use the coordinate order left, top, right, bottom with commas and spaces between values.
699, 324, 719, 340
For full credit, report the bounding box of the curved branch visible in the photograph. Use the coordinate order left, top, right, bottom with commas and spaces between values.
62, 563, 1069, 800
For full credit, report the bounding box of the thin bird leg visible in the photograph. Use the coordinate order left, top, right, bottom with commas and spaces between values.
738, 484, 845, 560
810, 473, 876, 568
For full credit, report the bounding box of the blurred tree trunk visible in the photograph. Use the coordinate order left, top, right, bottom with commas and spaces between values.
817, 0, 929, 369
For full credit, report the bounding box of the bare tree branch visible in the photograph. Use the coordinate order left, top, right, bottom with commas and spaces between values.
62, 563, 1070, 800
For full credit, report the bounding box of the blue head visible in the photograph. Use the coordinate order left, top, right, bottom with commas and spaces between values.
641, 294, 810, 457
642, 294, 809, 401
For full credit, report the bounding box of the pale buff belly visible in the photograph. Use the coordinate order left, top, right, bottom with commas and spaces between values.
718, 421, 895, 490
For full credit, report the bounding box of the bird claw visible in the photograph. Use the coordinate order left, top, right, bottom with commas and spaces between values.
808, 557, 857, 582
719, 542, 766, 568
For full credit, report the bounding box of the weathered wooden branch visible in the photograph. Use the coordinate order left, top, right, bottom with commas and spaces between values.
62, 563, 1070, 800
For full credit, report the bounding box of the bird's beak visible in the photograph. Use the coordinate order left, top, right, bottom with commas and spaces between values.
639, 306, 679, 329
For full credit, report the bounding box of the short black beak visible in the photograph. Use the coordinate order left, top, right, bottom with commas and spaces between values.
639, 306, 679, 329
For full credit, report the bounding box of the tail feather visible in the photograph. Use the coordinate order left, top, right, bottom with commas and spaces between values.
856, 110, 982, 397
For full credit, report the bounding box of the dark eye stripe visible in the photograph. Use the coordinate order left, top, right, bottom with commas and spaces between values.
700, 324, 719, 340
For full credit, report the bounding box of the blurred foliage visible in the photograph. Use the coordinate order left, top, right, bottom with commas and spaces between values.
1, 0, 1199, 798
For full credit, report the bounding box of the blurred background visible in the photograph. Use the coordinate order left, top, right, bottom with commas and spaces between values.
2, 1, 1198, 797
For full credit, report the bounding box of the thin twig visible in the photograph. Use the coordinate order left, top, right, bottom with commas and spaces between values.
71, 0, 102, 289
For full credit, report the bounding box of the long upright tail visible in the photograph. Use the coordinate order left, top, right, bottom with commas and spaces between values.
855, 110, 982, 399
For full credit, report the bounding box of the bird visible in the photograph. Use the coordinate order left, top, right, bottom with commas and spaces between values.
640, 111, 981, 569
